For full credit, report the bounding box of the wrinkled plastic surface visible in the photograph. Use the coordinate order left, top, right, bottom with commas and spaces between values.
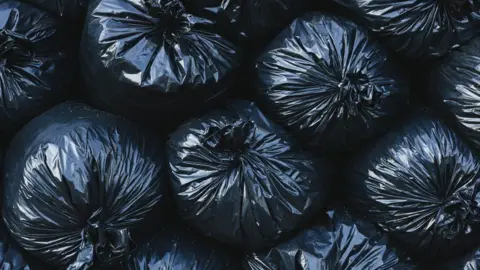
0, 222, 44, 270
183, 0, 309, 49
167, 100, 330, 250
3, 102, 169, 269
0, 1, 73, 131
429, 36, 480, 151
126, 223, 240, 270
332, 0, 480, 58
245, 208, 415, 270
347, 114, 480, 260
255, 12, 409, 153
80, 0, 240, 126
21, 0, 86, 19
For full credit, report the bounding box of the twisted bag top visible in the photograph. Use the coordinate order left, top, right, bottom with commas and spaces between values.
0, 0, 73, 131
167, 100, 331, 250
3, 102, 168, 269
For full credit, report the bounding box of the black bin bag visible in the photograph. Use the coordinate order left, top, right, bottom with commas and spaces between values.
3, 102, 169, 269
332, 0, 480, 58
167, 100, 331, 250
184, 0, 309, 51
255, 12, 409, 153
0, 1, 73, 131
21, 0, 86, 19
125, 223, 240, 269
429, 36, 480, 151
347, 114, 480, 260
0, 221, 47, 270
80, 0, 240, 127
244, 208, 415, 270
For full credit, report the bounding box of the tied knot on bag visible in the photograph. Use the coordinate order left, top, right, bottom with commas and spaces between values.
145, 0, 192, 44
208, 120, 254, 151
205, 120, 255, 163
0, 31, 32, 67
337, 72, 380, 112
434, 186, 480, 239
68, 208, 133, 270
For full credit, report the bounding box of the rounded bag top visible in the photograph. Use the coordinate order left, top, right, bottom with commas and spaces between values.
80, 0, 241, 126
0, 0, 74, 131
182, 0, 310, 50
347, 113, 480, 261
245, 208, 415, 270
255, 12, 409, 153
429, 36, 480, 151
333, 0, 480, 57
167, 100, 331, 250
3, 102, 169, 269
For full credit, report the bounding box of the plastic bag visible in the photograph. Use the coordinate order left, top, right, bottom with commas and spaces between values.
429, 36, 480, 151
0, 221, 47, 270
20, 0, 86, 19
245, 208, 415, 270
3, 102, 169, 269
0, 1, 73, 131
167, 100, 331, 250
183, 0, 309, 50
347, 113, 480, 260
255, 12, 409, 153
80, 0, 240, 127
332, 0, 480, 58
125, 223, 240, 270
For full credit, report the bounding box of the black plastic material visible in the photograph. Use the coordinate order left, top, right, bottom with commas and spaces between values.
3, 102, 169, 269
244, 208, 415, 270
332, 0, 480, 58
80, 0, 241, 128
0, 1, 73, 131
0, 222, 46, 270
167, 100, 331, 250
21, 0, 86, 19
435, 249, 480, 269
255, 12, 409, 153
125, 223, 240, 270
192, 0, 309, 50
347, 114, 480, 261
429, 36, 480, 151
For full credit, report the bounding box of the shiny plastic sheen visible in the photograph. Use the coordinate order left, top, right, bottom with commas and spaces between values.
255, 12, 409, 153
347, 114, 480, 260
167, 100, 331, 250
80, 0, 240, 126
0, 222, 44, 270
126, 223, 240, 270
3, 102, 169, 269
244, 209, 414, 270
211, 0, 309, 49
429, 36, 480, 151
332, 0, 480, 58
0, 1, 73, 131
